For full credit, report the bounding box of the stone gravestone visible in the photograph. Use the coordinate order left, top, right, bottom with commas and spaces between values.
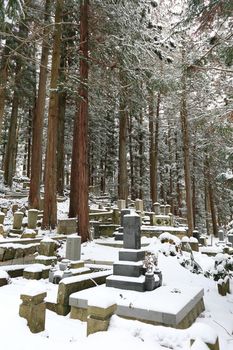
66, 235, 81, 261
114, 208, 131, 241
106, 212, 147, 292
123, 213, 141, 250
0, 212, 5, 225
9, 211, 24, 235
218, 229, 224, 242
117, 199, 126, 210
28, 209, 38, 230
135, 199, 143, 213
153, 202, 160, 215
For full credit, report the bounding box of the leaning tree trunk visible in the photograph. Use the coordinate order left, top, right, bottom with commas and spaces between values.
69, 0, 89, 242
180, 68, 194, 236
29, 0, 51, 209
42, 0, 63, 229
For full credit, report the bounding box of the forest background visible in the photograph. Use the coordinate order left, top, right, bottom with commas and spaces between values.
0, 0, 232, 241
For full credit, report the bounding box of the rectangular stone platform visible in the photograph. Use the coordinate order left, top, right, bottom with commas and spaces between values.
113, 260, 143, 277
69, 284, 204, 329
106, 275, 145, 292
119, 249, 145, 262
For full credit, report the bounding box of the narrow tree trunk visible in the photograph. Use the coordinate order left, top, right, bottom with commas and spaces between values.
205, 154, 218, 236
0, 43, 10, 144
29, 0, 51, 208
42, 0, 63, 229
118, 73, 128, 203
139, 112, 144, 199
149, 91, 160, 206
57, 89, 66, 196
128, 113, 135, 200
69, 0, 89, 242
180, 69, 194, 235
4, 60, 22, 187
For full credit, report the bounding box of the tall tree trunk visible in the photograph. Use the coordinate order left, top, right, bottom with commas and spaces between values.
139, 112, 144, 199
180, 68, 194, 235
69, 0, 89, 242
149, 90, 160, 206
29, 0, 51, 208
42, 0, 63, 229
128, 113, 135, 200
0, 43, 10, 145
205, 154, 218, 236
4, 60, 22, 187
118, 78, 128, 203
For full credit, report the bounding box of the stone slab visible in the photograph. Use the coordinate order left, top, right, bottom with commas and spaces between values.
119, 249, 145, 262
113, 261, 143, 277
106, 275, 145, 292
69, 284, 204, 327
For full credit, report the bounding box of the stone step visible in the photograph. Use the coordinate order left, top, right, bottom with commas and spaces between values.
114, 232, 123, 241
113, 261, 143, 277
119, 249, 145, 262
106, 275, 145, 292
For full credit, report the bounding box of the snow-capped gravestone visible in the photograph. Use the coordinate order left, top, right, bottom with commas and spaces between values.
66, 234, 81, 261
114, 208, 131, 241
27, 209, 38, 230
9, 211, 24, 235
106, 213, 151, 292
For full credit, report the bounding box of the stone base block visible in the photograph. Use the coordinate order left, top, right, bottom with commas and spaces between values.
70, 260, 84, 269
114, 232, 123, 241
119, 249, 145, 262
113, 261, 143, 277
70, 306, 87, 321
23, 271, 42, 280
106, 275, 145, 292
87, 315, 109, 336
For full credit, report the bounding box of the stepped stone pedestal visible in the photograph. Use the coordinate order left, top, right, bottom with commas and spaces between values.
106, 213, 147, 292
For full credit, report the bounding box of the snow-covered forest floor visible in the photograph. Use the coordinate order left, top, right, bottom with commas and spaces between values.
0, 197, 232, 350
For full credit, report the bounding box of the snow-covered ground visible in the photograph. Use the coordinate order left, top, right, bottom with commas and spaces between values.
0, 197, 233, 349
0, 238, 233, 350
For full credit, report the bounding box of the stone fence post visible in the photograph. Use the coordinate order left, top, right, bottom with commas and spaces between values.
19, 291, 47, 333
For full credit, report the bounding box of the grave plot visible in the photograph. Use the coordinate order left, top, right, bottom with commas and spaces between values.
69, 213, 205, 333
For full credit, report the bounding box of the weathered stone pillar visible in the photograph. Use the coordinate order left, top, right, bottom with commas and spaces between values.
66, 235, 81, 261
87, 303, 116, 336
135, 199, 143, 213
153, 202, 160, 215
112, 208, 120, 225
13, 211, 24, 229
0, 212, 5, 225
160, 205, 165, 215
19, 291, 47, 333
117, 199, 126, 210
165, 204, 171, 215
39, 238, 58, 257
28, 209, 38, 229
12, 204, 19, 213
123, 213, 141, 249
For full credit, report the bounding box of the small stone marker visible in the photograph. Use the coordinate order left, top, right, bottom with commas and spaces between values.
0, 212, 5, 225
28, 209, 38, 229
13, 211, 24, 230
19, 290, 47, 333
218, 229, 224, 241
123, 213, 141, 250
153, 202, 160, 215
66, 235, 81, 261
39, 238, 58, 256
165, 204, 171, 215
160, 205, 165, 215
135, 199, 143, 213
87, 302, 116, 336
117, 199, 126, 210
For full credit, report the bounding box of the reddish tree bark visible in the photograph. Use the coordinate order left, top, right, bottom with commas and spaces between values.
69, 0, 89, 242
